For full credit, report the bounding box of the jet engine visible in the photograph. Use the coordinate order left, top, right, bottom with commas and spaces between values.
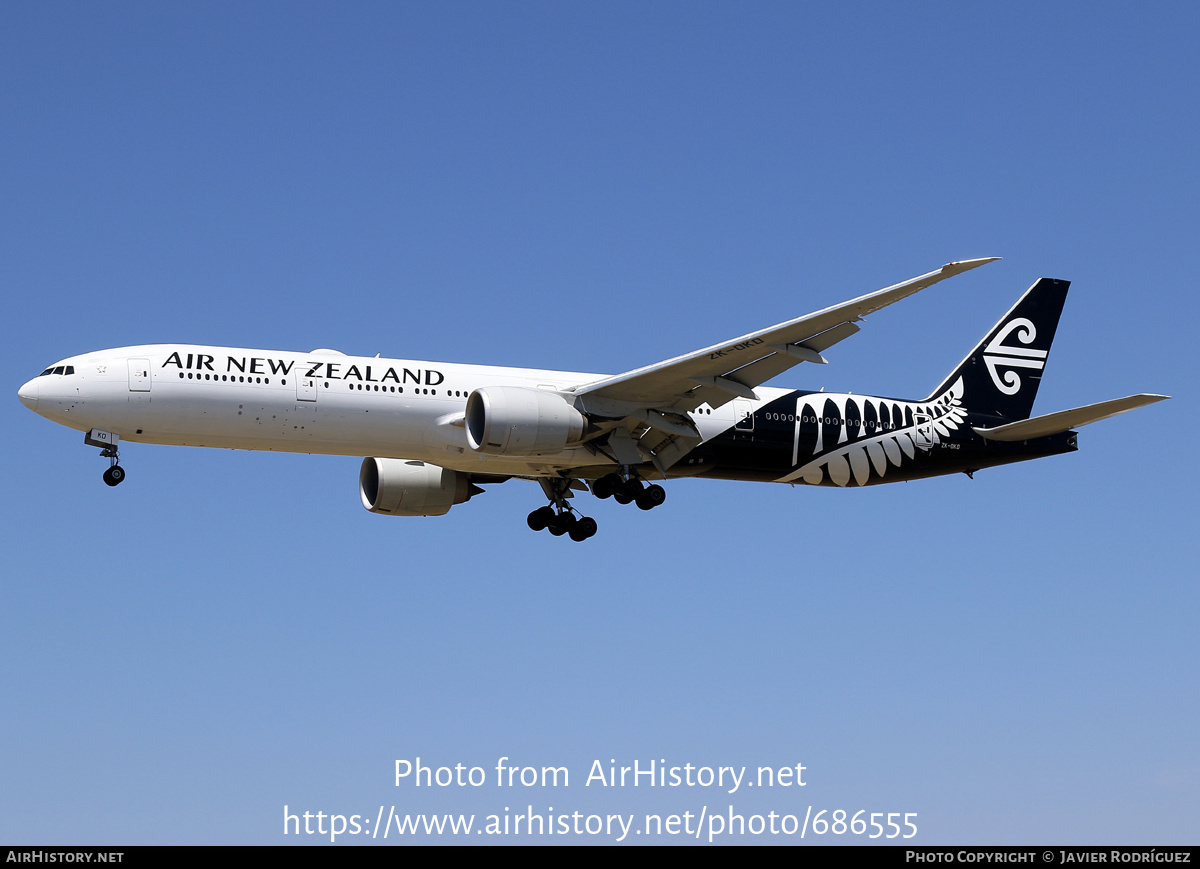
465, 386, 586, 456
359, 458, 480, 517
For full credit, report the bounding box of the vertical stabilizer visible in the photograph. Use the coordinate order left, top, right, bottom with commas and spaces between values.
926, 278, 1070, 421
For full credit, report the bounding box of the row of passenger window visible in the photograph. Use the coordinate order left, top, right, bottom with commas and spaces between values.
176, 372, 473, 398
343, 383, 470, 397
764, 410, 902, 429
179, 372, 275, 384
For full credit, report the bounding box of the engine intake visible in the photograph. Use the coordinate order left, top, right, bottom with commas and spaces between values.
465, 386, 586, 456
359, 458, 477, 517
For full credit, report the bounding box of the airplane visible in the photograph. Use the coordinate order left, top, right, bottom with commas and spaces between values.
17, 258, 1167, 541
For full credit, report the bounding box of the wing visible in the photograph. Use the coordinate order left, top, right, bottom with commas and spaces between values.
574, 257, 999, 412
570, 258, 999, 472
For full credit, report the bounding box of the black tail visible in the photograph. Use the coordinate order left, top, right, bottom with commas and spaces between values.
926, 278, 1070, 421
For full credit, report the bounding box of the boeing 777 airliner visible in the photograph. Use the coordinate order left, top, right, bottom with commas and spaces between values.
17, 258, 1167, 540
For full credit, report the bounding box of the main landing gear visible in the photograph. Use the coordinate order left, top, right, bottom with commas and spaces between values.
527, 477, 599, 542
526, 505, 598, 542
526, 470, 667, 541
85, 429, 126, 487
591, 472, 666, 511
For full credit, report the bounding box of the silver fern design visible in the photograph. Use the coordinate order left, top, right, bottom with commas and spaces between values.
777, 377, 968, 486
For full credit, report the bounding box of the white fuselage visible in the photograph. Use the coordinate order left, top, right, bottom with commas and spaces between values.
19, 344, 760, 476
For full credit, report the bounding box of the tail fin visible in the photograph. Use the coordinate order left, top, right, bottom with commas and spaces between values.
926, 278, 1070, 421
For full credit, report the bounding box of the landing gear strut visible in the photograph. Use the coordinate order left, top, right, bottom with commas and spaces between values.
527, 478, 598, 541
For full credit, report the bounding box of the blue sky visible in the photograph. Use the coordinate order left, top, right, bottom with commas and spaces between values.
2, 2, 1196, 844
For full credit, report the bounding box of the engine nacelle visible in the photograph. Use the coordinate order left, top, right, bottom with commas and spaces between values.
359, 458, 475, 517
465, 386, 586, 456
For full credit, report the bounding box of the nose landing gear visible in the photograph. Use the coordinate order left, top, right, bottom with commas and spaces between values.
85, 429, 126, 487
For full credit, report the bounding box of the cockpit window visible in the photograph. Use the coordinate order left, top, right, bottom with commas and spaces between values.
40, 368, 53, 376
53, 366, 65, 375
38, 365, 73, 376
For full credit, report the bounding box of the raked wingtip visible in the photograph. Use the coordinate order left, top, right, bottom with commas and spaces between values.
942, 256, 1001, 274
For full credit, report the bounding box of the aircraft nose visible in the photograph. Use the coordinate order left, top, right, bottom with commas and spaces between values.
18, 377, 39, 411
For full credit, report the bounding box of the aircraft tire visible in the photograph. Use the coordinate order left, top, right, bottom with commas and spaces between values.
548, 512, 576, 536
527, 506, 554, 531
569, 517, 597, 542
615, 478, 643, 505
636, 484, 665, 511
592, 474, 621, 499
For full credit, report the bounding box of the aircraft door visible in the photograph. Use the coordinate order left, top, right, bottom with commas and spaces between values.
128, 358, 151, 392
734, 399, 754, 432
297, 372, 317, 402
914, 412, 934, 450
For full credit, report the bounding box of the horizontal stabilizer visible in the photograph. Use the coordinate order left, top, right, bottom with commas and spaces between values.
972, 394, 1169, 441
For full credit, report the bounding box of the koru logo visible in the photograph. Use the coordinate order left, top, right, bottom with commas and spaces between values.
983, 317, 1046, 395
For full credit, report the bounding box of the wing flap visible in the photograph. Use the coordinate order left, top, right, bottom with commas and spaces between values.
972, 394, 1169, 441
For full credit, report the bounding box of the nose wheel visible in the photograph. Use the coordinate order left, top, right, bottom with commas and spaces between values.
100, 446, 126, 486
